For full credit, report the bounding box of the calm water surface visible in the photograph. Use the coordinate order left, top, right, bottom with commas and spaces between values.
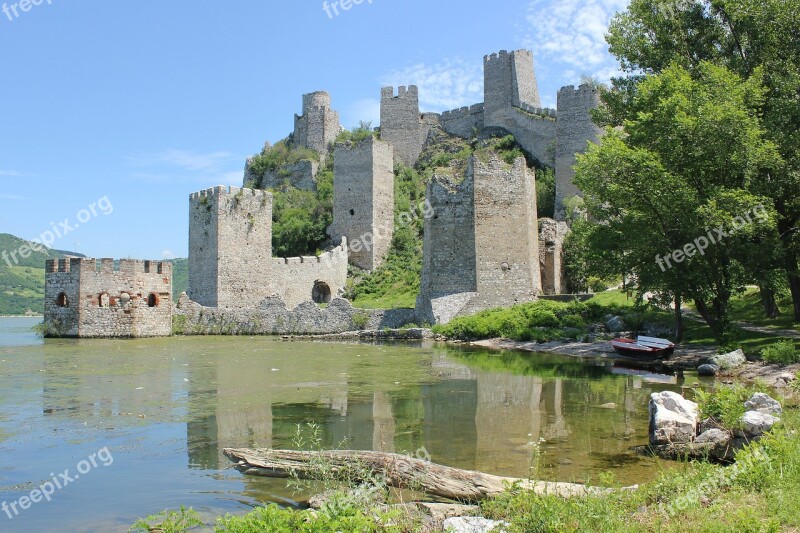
0, 317, 687, 532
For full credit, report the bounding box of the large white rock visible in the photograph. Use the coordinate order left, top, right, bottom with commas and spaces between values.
737, 411, 780, 438
744, 393, 782, 417
443, 517, 508, 533
649, 391, 699, 445
710, 349, 747, 370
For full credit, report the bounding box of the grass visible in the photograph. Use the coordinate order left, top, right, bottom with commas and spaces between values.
431, 298, 663, 342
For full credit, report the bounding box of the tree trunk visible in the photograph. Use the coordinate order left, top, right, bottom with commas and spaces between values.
759, 286, 781, 319
787, 268, 800, 323
223, 448, 619, 503
674, 293, 684, 342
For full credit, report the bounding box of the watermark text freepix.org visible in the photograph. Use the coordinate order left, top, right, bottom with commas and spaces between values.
655, 204, 769, 272
2, 447, 114, 520
1, 196, 114, 268
2, 0, 52, 23
322, 0, 373, 19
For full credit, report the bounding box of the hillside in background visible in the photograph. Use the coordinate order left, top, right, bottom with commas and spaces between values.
0, 234, 85, 315
0, 233, 189, 315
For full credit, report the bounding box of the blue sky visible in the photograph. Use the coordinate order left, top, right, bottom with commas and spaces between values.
0, 0, 628, 259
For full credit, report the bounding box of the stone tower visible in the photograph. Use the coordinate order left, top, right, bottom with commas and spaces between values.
483, 50, 542, 125
380, 85, 426, 167
555, 84, 602, 219
44, 258, 172, 338
293, 91, 340, 156
417, 154, 541, 324
328, 136, 395, 271
188, 186, 273, 309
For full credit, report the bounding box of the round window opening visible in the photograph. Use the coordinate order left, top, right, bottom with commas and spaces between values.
312, 282, 332, 304
501, 262, 511, 273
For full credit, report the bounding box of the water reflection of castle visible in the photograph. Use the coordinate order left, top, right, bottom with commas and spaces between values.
185, 352, 649, 478
38, 345, 655, 480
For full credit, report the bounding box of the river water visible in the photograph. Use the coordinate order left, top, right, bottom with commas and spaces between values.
0, 317, 685, 532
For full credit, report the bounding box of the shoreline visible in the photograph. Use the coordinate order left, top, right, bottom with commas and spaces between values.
469, 337, 797, 388
0, 315, 42, 318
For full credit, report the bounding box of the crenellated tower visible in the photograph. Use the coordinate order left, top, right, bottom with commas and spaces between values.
555, 84, 603, 219
380, 85, 427, 167
293, 91, 340, 157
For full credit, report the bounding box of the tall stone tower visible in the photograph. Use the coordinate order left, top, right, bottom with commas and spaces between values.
293, 91, 340, 156
417, 154, 540, 324
380, 85, 426, 167
555, 84, 602, 219
483, 50, 542, 125
328, 136, 395, 271
188, 186, 273, 309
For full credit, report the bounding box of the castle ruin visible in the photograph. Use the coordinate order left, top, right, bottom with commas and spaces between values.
45, 47, 602, 336
44, 258, 172, 338
188, 185, 348, 310
416, 155, 541, 324
328, 136, 395, 271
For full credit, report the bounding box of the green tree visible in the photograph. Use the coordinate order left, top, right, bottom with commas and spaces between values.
575, 62, 780, 341
605, 0, 800, 321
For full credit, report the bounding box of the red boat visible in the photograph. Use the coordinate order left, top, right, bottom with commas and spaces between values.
610, 336, 675, 359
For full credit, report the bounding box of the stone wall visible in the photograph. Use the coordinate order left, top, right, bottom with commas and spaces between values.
293, 91, 340, 157
176, 295, 417, 335
44, 258, 172, 338
380, 86, 426, 167
485, 106, 557, 166
271, 240, 349, 308
555, 84, 602, 219
417, 154, 540, 324
188, 186, 273, 309
538, 218, 570, 295
329, 136, 395, 271
440, 104, 485, 139
188, 185, 349, 311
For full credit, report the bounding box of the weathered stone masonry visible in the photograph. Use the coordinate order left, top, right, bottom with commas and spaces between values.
188, 185, 348, 310
416, 155, 541, 324
44, 258, 172, 338
328, 136, 395, 271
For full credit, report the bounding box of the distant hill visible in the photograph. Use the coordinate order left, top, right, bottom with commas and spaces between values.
0, 233, 86, 315
0, 233, 188, 315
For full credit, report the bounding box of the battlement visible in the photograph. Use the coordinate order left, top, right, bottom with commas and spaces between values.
45, 258, 172, 275
440, 103, 485, 120
556, 84, 601, 109
483, 49, 532, 64
189, 186, 271, 202
272, 238, 349, 266
516, 103, 557, 118
381, 85, 419, 100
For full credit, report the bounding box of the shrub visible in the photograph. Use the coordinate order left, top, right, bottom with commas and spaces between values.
761, 340, 799, 365
694, 384, 762, 430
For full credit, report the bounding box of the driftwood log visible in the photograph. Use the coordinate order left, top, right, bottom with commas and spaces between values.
224, 448, 623, 502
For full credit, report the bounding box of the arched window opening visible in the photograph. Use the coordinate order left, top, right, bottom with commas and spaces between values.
148, 293, 159, 308
99, 293, 110, 308
56, 293, 69, 308
312, 282, 332, 304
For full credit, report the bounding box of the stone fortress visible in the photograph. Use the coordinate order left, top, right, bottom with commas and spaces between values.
44, 48, 601, 337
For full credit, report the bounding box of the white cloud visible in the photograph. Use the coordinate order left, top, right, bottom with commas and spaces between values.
125, 149, 244, 186
0, 170, 24, 177
162, 250, 176, 259
523, 0, 628, 84
0, 194, 24, 200
380, 57, 483, 112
